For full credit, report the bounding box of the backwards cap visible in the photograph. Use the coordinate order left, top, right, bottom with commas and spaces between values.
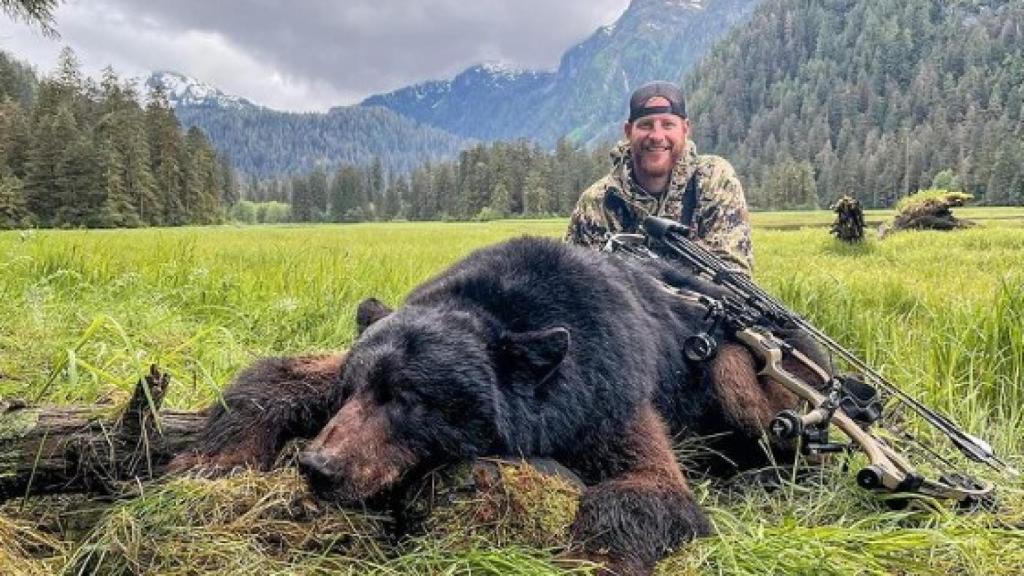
628, 81, 687, 122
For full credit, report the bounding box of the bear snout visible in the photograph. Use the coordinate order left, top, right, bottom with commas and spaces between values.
297, 446, 414, 506
297, 451, 336, 495
298, 397, 420, 506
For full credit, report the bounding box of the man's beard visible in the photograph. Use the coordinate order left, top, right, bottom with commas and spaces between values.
634, 146, 679, 180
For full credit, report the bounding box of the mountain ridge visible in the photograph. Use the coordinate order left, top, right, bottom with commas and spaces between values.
138, 71, 472, 177
133, 0, 763, 175
361, 0, 762, 146
145, 71, 258, 110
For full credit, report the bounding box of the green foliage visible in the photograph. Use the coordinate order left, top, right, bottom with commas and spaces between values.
174, 101, 470, 178
0, 50, 38, 106
328, 164, 366, 222
895, 189, 974, 213
228, 199, 257, 224
0, 172, 27, 228
255, 201, 290, 224
0, 49, 236, 230
249, 139, 608, 223
762, 158, 817, 210
686, 0, 1024, 209
0, 0, 60, 37
473, 207, 504, 222
931, 169, 962, 192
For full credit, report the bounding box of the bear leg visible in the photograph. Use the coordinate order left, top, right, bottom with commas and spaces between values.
168, 353, 347, 475
569, 404, 711, 575
708, 342, 798, 436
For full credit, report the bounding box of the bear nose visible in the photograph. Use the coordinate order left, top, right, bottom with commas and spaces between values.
297, 451, 334, 492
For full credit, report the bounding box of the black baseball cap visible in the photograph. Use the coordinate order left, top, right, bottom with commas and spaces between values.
628, 81, 687, 122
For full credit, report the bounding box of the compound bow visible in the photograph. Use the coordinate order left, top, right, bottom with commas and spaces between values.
605, 215, 1016, 507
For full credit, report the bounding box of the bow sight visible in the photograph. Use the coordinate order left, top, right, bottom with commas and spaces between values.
604, 216, 1017, 507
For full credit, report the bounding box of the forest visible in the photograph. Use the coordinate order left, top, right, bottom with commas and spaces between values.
0, 48, 237, 228
239, 139, 610, 223
685, 0, 1024, 209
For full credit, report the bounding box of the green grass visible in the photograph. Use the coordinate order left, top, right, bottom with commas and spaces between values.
1, 209, 1023, 574
750, 206, 1024, 229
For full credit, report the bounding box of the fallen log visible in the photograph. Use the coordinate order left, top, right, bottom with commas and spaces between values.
0, 367, 583, 511
0, 366, 204, 501
890, 190, 975, 232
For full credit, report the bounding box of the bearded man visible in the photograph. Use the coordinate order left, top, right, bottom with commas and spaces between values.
565, 81, 753, 272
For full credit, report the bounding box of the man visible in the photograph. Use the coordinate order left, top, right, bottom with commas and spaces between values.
565, 81, 753, 272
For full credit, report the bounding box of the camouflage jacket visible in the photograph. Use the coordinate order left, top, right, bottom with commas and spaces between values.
565, 141, 754, 272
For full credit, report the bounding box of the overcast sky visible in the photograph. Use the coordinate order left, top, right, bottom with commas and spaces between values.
0, 0, 629, 111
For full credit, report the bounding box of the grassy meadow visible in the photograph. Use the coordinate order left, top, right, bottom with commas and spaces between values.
1, 208, 1023, 574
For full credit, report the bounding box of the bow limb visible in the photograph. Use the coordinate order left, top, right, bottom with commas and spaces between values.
735, 328, 995, 504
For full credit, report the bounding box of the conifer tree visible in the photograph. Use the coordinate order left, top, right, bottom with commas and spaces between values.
431, 163, 454, 219
53, 123, 102, 226
219, 156, 239, 207
368, 156, 384, 217
490, 182, 510, 217
0, 171, 26, 227
0, 0, 61, 37
290, 174, 312, 222
307, 166, 329, 221
381, 176, 402, 220
183, 126, 222, 223
523, 169, 550, 216
393, 175, 411, 219
146, 83, 186, 225
329, 165, 364, 221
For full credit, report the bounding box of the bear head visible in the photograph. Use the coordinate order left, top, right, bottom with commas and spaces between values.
298, 297, 570, 505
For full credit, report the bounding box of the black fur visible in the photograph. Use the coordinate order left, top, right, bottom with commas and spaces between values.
177, 237, 817, 575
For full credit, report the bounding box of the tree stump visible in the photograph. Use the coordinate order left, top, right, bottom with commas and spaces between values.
829, 195, 866, 242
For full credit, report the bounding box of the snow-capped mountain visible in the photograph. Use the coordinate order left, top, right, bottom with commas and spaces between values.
361, 0, 763, 146
144, 71, 257, 110
137, 71, 469, 177
134, 0, 763, 176
360, 62, 553, 141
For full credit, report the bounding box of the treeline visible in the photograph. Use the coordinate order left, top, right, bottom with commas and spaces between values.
686, 0, 1024, 209
174, 100, 472, 178
242, 139, 609, 222
0, 48, 237, 229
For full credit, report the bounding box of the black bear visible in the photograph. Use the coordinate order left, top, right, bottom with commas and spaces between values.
171, 237, 824, 575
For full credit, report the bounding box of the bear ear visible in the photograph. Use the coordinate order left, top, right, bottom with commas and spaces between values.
356, 297, 393, 335
498, 326, 570, 387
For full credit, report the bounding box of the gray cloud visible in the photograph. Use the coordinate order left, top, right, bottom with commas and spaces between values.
0, 0, 628, 111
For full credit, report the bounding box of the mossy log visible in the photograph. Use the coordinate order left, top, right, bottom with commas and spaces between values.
891, 190, 975, 232
0, 366, 204, 501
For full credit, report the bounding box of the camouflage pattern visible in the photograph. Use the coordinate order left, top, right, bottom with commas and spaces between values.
565, 141, 754, 272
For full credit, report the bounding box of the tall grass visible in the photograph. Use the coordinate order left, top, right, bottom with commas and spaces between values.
1, 209, 1022, 574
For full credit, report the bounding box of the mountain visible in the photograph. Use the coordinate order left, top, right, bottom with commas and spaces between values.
358, 62, 553, 142
143, 72, 472, 177
146, 71, 257, 110
137, 0, 762, 176
362, 0, 763, 147
684, 0, 1024, 208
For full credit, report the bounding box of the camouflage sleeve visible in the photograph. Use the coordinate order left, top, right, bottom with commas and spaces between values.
564, 181, 612, 249
695, 158, 754, 274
